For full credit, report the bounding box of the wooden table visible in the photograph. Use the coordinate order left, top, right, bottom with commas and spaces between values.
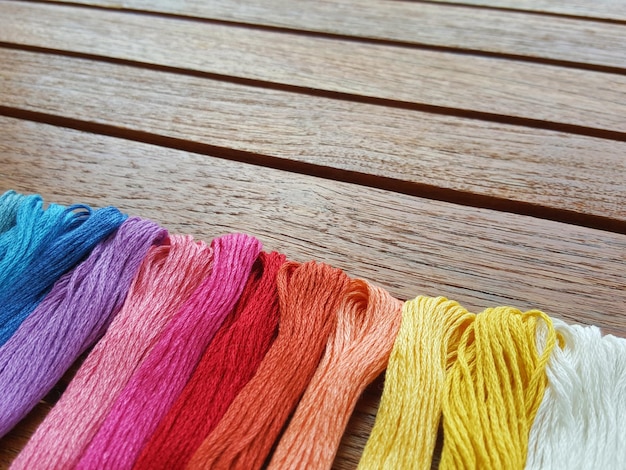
1, 1, 625, 468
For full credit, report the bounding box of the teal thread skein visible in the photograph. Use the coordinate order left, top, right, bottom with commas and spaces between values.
0, 194, 73, 285
0, 192, 127, 345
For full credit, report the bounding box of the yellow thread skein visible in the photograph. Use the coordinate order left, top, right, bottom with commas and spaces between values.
358, 296, 474, 470
440, 307, 556, 470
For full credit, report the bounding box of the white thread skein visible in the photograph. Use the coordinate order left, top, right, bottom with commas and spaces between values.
525, 318, 626, 470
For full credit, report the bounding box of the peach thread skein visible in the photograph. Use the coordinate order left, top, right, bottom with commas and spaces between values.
268, 279, 402, 470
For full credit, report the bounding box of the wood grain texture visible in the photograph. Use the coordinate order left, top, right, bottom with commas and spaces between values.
3, 3, 626, 137
37, 0, 626, 69
2, 48, 625, 225
1, 116, 625, 468
426, 0, 626, 22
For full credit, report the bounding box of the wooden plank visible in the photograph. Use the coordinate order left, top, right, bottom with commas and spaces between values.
1, 116, 624, 335
38, 0, 626, 69
1, 48, 625, 226
2, 2, 626, 137
427, 0, 626, 22
1, 116, 624, 469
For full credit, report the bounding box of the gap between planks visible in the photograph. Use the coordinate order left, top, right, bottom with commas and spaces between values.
3, 40, 625, 147
2, 105, 625, 235
421, 0, 626, 23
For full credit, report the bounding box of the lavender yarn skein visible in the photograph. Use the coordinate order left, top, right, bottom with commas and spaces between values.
0, 217, 167, 437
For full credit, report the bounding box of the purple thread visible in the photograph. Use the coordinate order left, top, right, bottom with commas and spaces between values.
0, 217, 166, 437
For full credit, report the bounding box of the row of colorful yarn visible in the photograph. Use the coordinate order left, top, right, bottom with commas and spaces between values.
1, 190, 624, 469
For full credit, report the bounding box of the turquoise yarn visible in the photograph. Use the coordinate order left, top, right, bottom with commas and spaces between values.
0, 194, 74, 286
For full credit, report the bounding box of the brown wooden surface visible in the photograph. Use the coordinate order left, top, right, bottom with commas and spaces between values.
40, 0, 626, 69
0, 0, 625, 468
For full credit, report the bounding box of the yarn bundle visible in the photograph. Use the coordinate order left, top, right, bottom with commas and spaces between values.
1, 190, 624, 470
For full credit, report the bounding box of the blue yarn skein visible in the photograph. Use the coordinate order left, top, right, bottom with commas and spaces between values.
0, 194, 127, 346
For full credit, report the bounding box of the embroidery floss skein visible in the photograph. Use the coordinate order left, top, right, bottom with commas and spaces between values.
187, 261, 351, 470
11, 234, 214, 470
525, 319, 626, 470
134, 251, 286, 470
439, 307, 556, 470
75, 233, 262, 470
0, 199, 126, 345
0, 217, 165, 438
268, 279, 402, 470
358, 296, 474, 470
